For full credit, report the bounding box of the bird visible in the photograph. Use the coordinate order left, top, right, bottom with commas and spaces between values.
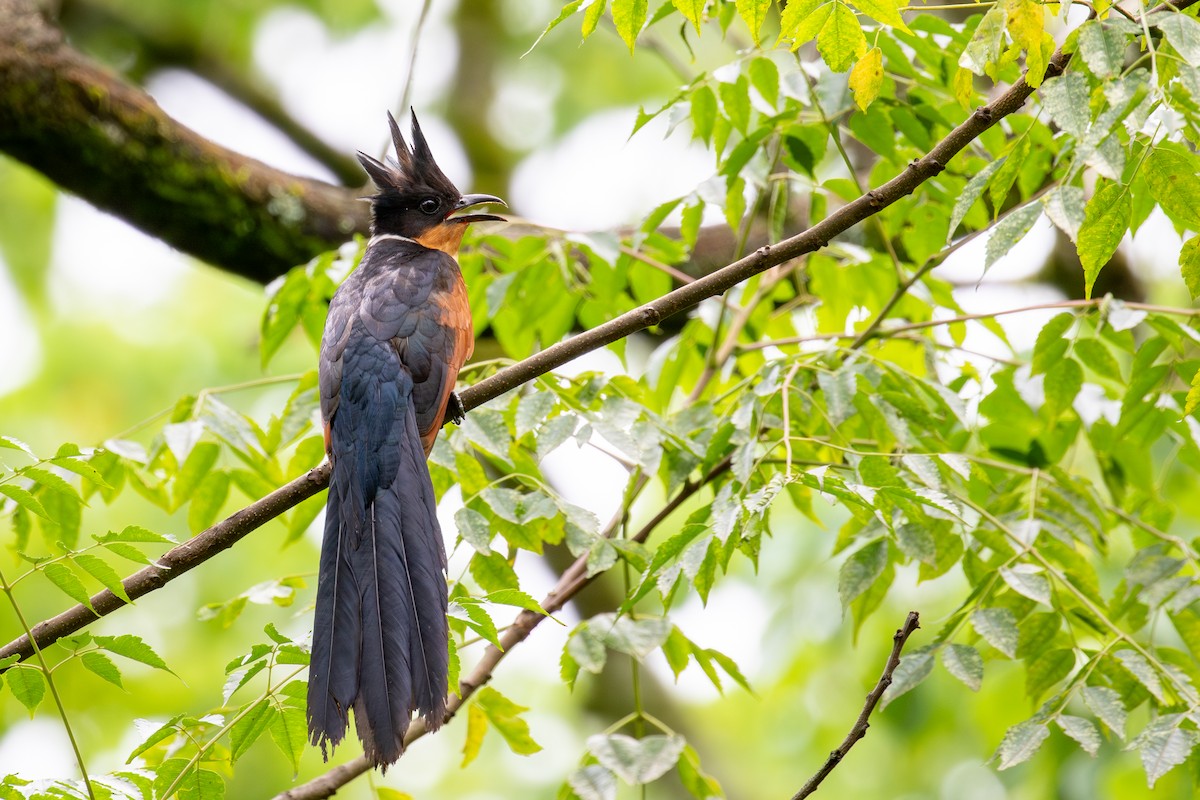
307, 109, 504, 769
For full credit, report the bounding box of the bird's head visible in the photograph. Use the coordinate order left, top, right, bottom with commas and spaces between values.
357, 110, 505, 255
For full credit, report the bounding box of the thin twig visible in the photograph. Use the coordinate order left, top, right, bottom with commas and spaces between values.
790, 611, 921, 800
396, 0, 434, 123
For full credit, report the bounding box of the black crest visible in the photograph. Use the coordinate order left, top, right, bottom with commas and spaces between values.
357, 110, 460, 201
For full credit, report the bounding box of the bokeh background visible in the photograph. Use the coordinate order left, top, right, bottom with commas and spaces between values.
0, 0, 1193, 798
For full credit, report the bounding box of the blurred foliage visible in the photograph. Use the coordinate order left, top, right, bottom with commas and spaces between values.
4, 0, 1200, 799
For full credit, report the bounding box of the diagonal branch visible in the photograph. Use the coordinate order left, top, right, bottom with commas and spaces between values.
273, 456, 734, 800
0, 29, 1075, 669
790, 611, 922, 800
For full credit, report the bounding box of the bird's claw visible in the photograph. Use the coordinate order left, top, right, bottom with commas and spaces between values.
447, 391, 466, 425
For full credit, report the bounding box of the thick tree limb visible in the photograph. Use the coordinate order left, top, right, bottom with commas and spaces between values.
57, 0, 366, 185
0, 31, 1072, 669
0, 0, 368, 281
790, 612, 921, 800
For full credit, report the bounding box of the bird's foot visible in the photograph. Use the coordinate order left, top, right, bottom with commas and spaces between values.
447, 391, 466, 425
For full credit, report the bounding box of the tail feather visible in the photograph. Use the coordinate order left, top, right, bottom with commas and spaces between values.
308, 376, 449, 768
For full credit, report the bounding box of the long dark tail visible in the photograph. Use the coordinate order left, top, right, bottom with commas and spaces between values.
307, 391, 448, 768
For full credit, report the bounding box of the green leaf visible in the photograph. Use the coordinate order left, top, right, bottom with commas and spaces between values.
485, 589, 550, 616
735, 0, 770, 43
748, 57, 779, 107
1043, 358, 1083, 418
1074, 338, 1121, 381
1133, 715, 1197, 788
73, 554, 130, 603
958, 4, 1006, 76
173, 442, 220, 508
1143, 148, 1200, 232
476, 686, 542, 755
80, 651, 123, 689
1083, 685, 1127, 738
96, 525, 175, 544
1156, 13, 1200, 67
270, 704, 307, 774
1077, 182, 1130, 298
230, 698, 273, 763
587, 733, 686, 784
996, 719, 1051, 769
1000, 564, 1052, 605
850, 0, 909, 32
0, 484, 48, 519
0, 435, 35, 458
1025, 648, 1074, 702
1042, 185, 1085, 243
989, 137, 1030, 212
1076, 19, 1124, 77
155, 760, 225, 800
1057, 715, 1101, 756
93, 634, 174, 674
1031, 312, 1074, 375
881, 651, 933, 707
839, 538, 888, 609
817, 2, 867, 72
941, 643, 983, 691
690, 86, 717, 144
597, 613, 671, 659
126, 715, 184, 762
1113, 648, 1165, 702
672, 0, 705, 32
6, 666, 45, 716
984, 203, 1042, 269
972, 607, 1018, 658
461, 703, 488, 767
781, 0, 832, 48
582, 0, 608, 37
568, 765, 617, 800
457, 601, 501, 648
948, 159, 1004, 239
612, 0, 648, 52
1180, 235, 1200, 301
42, 562, 95, 611
456, 507, 493, 555
1038, 73, 1089, 137
718, 78, 750, 134
470, 551, 519, 593
526, 0, 585, 54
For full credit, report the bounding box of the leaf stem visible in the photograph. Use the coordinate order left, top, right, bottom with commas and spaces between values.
0, 562, 96, 800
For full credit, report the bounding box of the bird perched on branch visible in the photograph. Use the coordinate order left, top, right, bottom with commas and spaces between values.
307, 110, 504, 769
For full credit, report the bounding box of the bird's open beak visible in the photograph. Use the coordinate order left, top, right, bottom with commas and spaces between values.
448, 193, 506, 224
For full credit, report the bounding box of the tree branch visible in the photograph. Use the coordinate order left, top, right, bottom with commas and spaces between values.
790, 612, 921, 800
57, 0, 366, 185
0, 24, 1076, 669
0, 0, 368, 281
273, 456, 734, 800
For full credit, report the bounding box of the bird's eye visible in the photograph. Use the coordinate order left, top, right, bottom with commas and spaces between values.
419, 198, 440, 215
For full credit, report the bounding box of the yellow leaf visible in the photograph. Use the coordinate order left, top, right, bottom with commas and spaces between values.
1025, 31, 1056, 88
817, 2, 868, 72
461, 703, 488, 767
779, 0, 830, 48
1185, 363, 1200, 418
849, 47, 884, 111
1005, 0, 1044, 54
953, 66, 975, 109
